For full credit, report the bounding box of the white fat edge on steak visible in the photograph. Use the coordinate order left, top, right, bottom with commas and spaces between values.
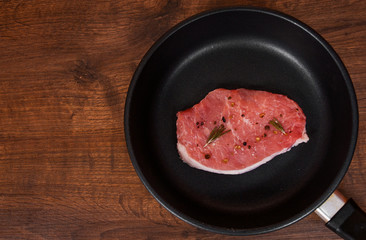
177, 129, 309, 175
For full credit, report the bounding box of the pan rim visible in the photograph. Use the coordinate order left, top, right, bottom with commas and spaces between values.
124, 6, 359, 235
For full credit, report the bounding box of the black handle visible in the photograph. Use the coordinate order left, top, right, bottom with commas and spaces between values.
326, 199, 366, 240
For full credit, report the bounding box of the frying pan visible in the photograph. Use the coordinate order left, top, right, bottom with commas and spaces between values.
124, 7, 366, 238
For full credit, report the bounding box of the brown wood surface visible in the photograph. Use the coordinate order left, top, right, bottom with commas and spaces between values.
1, 0, 366, 239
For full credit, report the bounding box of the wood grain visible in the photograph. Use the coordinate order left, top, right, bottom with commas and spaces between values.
1, 0, 366, 239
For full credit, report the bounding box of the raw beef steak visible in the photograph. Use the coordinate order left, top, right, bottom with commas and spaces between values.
176, 88, 309, 175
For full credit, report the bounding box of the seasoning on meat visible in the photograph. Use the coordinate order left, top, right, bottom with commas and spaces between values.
176, 88, 309, 175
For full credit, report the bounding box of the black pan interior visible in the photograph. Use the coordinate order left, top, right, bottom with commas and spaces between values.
125, 8, 358, 235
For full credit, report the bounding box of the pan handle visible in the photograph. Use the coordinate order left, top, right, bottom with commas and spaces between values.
315, 190, 366, 240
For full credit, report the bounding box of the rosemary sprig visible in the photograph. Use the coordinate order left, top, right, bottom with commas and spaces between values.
204, 124, 231, 147
269, 117, 287, 135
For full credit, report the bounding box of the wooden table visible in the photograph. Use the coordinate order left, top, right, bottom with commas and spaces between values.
1, 1, 366, 239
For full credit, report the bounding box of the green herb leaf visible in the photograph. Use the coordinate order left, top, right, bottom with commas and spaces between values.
204, 124, 231, 147
269, 117, 287, 135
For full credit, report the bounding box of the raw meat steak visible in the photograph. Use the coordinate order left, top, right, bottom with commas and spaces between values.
176, 88, 309, 175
